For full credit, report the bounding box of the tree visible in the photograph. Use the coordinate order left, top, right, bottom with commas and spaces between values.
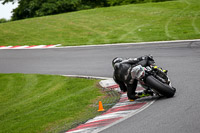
1, 0, 15, 4
0, 0, 108, 20
10, 0, 82, 20
1, 0, 170, 20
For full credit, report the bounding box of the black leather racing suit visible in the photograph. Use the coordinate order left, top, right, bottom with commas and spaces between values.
113, 55, 155, 100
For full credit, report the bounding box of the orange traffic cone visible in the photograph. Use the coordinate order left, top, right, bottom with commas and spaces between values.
98, 101, 105, 112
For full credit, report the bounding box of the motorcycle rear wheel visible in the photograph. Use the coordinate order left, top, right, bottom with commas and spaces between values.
145, 75, 176, 98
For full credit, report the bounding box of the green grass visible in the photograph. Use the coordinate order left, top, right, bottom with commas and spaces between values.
0, 74, 104, 133
0, 0, 200, 46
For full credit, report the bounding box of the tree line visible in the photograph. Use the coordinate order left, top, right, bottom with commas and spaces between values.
0, 0, 171, 21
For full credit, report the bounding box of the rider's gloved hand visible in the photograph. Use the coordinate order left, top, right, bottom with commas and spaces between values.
152, 65, 168, 74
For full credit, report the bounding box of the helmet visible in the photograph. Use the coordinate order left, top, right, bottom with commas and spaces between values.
112, 57, 123, 67
147, 54, 153, 60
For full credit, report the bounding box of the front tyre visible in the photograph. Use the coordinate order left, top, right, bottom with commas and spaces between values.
145, 75, 176, 98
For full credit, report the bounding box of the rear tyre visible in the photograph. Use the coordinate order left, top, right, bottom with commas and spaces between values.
145, 75, 176, 98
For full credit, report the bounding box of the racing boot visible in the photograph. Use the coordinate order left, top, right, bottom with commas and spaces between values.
135, 90, 152, 98
129, 95, 140, 101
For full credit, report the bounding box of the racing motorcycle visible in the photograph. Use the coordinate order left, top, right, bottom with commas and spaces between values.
133, 65, 176, 98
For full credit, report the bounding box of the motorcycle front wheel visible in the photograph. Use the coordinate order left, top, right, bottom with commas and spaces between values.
145, 75, 176, 98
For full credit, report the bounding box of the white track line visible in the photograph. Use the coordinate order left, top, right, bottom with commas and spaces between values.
62, 75, 111, 80
56, 39, 200, 49
1, 39, 200, 50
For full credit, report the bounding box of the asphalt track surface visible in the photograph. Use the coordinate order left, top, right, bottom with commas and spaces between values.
1, 41, 200, 133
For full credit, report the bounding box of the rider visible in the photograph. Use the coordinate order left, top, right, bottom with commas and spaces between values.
112, 55, 165, 100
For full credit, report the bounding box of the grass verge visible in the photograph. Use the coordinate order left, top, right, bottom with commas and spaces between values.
0, 0, 199, 46
0, 73, 105, 133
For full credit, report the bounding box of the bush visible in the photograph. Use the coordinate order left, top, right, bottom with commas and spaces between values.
0, 18, 8, 23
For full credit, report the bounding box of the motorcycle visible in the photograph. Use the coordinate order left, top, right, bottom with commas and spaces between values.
132, 65, 176, 98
